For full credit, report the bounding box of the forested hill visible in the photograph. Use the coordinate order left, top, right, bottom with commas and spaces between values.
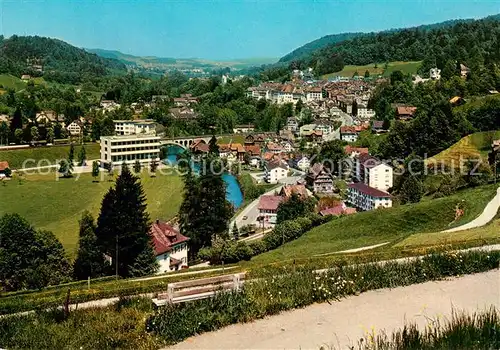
280, 14, 500, 75
0, 35, 127, 84
279, 32, 363, 63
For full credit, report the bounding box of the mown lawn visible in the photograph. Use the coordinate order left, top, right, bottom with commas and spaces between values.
322, 61, 422, 79
248, 184, 498, 265
217, 134, 246, 145
0, 171, 184, 257
0, 143, 100, 169
426, 131, 500, 169
0, 74, 27, 91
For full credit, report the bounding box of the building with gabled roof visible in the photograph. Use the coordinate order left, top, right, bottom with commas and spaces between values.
150, 220, 189, 273
306, 163, 334, 194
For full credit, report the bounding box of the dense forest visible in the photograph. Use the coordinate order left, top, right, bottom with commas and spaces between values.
282, 15, 500, 76
0, 35, 126, 84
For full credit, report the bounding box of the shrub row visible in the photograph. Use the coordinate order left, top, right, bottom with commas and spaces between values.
148, 250, 500, 345
199, 213, 335, 264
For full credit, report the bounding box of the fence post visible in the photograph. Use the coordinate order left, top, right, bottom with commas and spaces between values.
232, 273, 240, 291
167, 284, 174, 303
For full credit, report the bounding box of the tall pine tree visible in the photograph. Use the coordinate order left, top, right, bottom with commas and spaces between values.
208, 135, 219, 156
95, 164, 158, 277
73, 211, 107, 280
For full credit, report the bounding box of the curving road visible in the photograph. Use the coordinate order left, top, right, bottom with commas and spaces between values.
443, 186, 500, 233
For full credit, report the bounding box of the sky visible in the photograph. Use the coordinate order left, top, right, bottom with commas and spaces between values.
1, 0, 500, 60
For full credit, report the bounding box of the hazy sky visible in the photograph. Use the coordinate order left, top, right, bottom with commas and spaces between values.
1, 0, 499, 60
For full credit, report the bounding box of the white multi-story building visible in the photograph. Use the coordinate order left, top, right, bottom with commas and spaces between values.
348, 182, 392, 211
150, 220, 189, 273
305, 87, 323, 102
357, 106, 376, 120
114, 120, 156, 136
264, 160, 288, 183
100, 134, 160, 167
356, 154, 393, 192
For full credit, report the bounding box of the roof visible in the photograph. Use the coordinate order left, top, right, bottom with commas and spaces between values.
307, 163, 331, 179
372, 120, 385, 129
150, 220, 189, 256
258, 195, 284, 211
280, 184, 309, 198
396, 106, 417, 116
266, 142, 283, 151
358, 153, 382, 169
348, 182, 391, 198
449, 96, 462, 104
265, 159, 287, 170
344, 145, 369, 155
0, 161, 9, 171
245, 145, 261, 156
340, 126, 357, 134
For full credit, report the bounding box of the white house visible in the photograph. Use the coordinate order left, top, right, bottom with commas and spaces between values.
430, 67, 441, 80
100, 134, 160, 167
100, 100, 121, 112
340, 126, 359, 143
348, 182, 392, 211
305, 87, 323, 102
258, 195, 284, 227
280, 140, 294, 153
264, 160, 288, 183
114, 120, 156, 136
356, 154, 393, 192
150, 220, 189, 273
290, 155, 310, 172
286, 117, 299, 132
66, 121, 82, 136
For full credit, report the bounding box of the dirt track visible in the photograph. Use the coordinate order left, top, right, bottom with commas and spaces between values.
170, 269, 500, 350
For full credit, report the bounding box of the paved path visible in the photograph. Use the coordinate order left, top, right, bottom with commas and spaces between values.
314, 242, 390, 257
231, 185, 283, 229
169, 270, 500, 350
443, 186, 500, 233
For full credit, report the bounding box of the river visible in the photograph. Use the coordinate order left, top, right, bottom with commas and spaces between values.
164, 145, 244, 209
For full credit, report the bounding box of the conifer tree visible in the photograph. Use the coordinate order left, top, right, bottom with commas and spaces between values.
232, 223, 239, 240
208, 135, 219, 156
78, 145, 86, 166
95, 164, 158, 277
73, 211, 107, 280
133, 160, 141, 173
92, 160, 100, 181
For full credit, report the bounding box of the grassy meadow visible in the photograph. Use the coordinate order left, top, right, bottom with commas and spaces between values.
0, 143, 101, 169
0, 171, 184, 257
247, 184, 498, 266
426, 130, 500, 170
322, 61, 422, 79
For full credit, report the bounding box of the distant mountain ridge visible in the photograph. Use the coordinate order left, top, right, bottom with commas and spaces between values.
86, 48, 277, 71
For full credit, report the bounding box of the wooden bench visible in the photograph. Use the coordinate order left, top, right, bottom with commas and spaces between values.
152, 272, 246, 306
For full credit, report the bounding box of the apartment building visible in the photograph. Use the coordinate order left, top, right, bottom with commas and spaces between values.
348, 182, 392, 211
356, 154, 393, 192
100, 134, 161, 167
114, 119, 156, 136
264, 160, 288, 183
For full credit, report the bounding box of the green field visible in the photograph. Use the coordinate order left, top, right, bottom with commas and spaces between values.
0, 143, 101, 169
0, 172, 184, 257
248, 184, 498, 265
217, 134, 246, 145
426, 131, 500, 169
0, 74, 28, 92
322, 61, 422, 79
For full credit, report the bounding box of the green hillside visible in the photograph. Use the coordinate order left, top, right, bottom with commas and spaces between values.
0, 35, 126, 84
278, 17, 481, 64
286, 14, 500, 76
250, 185, 498, 265
321, 61, 421, 79
426, 131, 500, 169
